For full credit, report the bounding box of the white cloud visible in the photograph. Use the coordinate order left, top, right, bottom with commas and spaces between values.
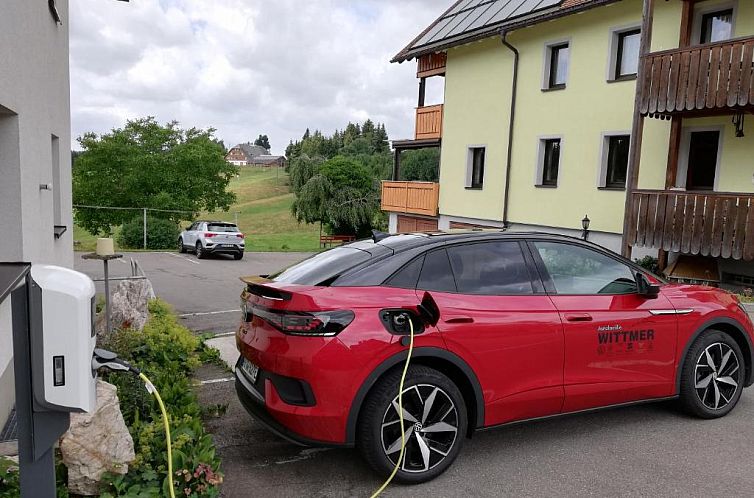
70, 0, 446, 154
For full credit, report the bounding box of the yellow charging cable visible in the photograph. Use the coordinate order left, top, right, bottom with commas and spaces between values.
370, 317, 415, 498
139, 372, 176, 498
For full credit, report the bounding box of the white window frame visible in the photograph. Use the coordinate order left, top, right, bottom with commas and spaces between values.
691, 0, 737, 46
535, 135, 564, 187
606, 24, 641, 82
465, 145, 487, 189
676, 126, 724, 191
597, 131, 631, 189
541, 39, 571, 90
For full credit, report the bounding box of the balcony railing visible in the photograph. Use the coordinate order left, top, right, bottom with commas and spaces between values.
381, 181, 439, 217
417, 53, 447, 78
415, 104, 443, 141
639, 36, 754, 117
628, 190, 754, 260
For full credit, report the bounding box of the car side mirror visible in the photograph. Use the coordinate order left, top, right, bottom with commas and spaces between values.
636, 273, 660, 299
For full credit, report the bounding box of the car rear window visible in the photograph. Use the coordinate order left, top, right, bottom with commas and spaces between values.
207, 224, 239, 232
270, 247, 371, 286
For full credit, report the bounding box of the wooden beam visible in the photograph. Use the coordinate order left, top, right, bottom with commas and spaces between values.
679, 0, 694, 48
622, 0, 656, 258
393, 148, 402, 181
665, 116, 683, 188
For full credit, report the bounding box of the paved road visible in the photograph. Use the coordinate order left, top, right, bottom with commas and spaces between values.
74, 251, 311, 333
77, 251, 754, 497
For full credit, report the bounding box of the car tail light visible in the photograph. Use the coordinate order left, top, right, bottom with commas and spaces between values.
247, 305, 354, 337
205, 233, 218, 238
237, 233, 245, 238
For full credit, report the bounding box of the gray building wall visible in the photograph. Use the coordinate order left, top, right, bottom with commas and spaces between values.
0, 0, 73, 430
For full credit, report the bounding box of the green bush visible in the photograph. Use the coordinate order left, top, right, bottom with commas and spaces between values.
117, 216, 179, 250
97, 300, 222, 497
0, 457, 20, 498
634, 256, 660, 274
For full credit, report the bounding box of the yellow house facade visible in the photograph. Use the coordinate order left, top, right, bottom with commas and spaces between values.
384, 0, 754, 288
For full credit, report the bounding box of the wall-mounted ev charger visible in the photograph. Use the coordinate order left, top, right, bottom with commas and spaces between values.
29, 265, 97, 413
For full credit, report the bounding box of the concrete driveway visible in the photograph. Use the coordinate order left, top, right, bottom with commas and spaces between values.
75, 251, 754, 497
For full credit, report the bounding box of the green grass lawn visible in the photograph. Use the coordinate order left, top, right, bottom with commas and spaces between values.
74, 168, 321, 253
204, 168, 320, 252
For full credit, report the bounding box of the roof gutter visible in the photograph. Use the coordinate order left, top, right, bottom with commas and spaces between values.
501, 31, 519, 229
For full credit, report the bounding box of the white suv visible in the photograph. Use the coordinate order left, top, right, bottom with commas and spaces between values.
179, 221, 246, 260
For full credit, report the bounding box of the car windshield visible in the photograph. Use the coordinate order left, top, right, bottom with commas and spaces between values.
270, 247, 371, 286
207, 224, 239, 233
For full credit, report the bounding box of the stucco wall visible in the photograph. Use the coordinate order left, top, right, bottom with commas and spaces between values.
0, 0, 73, 429
439, 37, 514, 221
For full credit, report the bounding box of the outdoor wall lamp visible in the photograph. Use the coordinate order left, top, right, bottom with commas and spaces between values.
581, 215, 591, 241
733, 113, 745, 138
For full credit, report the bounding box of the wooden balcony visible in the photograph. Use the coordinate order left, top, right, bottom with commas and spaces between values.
381, 181, 439, 217
639, 36, 754, 117
415, 104, 443, 141
628, 190, 754, 260
417, 53, 447, 78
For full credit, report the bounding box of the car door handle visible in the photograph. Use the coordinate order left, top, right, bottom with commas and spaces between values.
444, 316, 474, 324
564, 313, 593, 322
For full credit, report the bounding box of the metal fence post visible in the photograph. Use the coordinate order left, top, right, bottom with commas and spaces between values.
143, 208, 147, 250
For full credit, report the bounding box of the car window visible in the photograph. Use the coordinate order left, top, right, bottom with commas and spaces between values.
447, 241, 533, 295
207, 223, 239, 233
385, 255, 425, 289
533, 242, 637, 295
417, 249, 456, 293
270, 247, 371, 286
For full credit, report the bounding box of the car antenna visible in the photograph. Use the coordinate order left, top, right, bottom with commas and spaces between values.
371, 230, 390, 243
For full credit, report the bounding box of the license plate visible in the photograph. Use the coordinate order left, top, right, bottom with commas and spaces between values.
241, 359, 259, 383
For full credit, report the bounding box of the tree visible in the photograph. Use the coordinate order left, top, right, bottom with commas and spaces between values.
254, 134, 271, 150
73, 117, 238, 235
292, 156, 379, 236
401, 148, 440, 182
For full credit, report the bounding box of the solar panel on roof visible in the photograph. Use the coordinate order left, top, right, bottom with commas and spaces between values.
410, 0, 563, 51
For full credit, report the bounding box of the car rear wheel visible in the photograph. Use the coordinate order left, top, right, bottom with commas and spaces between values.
195, 242, 206, 259
357, 365, 467, 484
679, 329, 745, 419
234, 252, 244, 260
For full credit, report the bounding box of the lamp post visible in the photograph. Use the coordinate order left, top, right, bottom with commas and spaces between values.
581, 215, 591, 241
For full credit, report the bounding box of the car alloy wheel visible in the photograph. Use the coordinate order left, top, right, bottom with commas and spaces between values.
196, 242, 205, 259
694, 342, 741, 411
380, 384, 459, 474
178, 238, 185, 253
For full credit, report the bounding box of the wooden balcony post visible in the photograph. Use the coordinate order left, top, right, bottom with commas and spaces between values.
622, 0, 655, 259
393, 148, 402, 181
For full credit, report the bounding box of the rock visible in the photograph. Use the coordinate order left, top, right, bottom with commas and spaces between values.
60, 380, 135, 496
96, 278, 155, 334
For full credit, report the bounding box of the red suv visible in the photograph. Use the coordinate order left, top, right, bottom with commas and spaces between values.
235, 232, 754, 483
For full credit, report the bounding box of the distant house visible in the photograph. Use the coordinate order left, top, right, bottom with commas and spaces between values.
226, 143, 286, 167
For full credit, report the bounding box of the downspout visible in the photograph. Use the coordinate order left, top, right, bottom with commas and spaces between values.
501, 31, 519, 229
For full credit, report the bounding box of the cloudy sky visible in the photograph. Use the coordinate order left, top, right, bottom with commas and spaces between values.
70, 0, 447, 155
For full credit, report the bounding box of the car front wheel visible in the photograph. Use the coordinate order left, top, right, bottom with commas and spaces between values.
178, 238, 186, 253
679, 329, 745, 419
358, 365, 467, 484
